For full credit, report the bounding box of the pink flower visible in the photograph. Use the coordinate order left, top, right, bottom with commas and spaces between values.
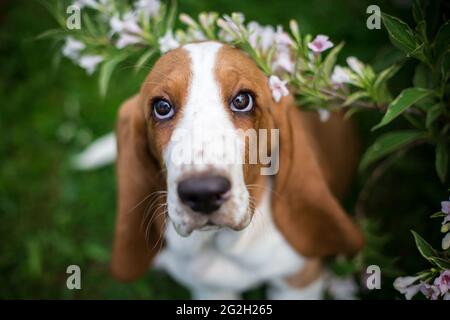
247, 21, 275, 52
158, 30, 180, 53
222, 13, 245, 35
116, 33, 143, 49
110, 12, 142, 35
272, 51, 295, 73
62, 36, 85, 60
268, 75, 289, 103
393, 275, 422, 300
318, 109, 331, 122
73, 0, 99, 9
346, 56, 364, 76
308, 34, 334, 53
134, 0, 161, 19
78, 55, 103, 75
441, 201, 450, 214
327, 275, 359, 300
434, 270, 450, 295
331, 65, 351, 85
420, 282, 441, 300
275, 25, 293, 48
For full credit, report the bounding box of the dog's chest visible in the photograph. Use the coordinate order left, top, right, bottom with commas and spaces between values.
155, 186, 305, 292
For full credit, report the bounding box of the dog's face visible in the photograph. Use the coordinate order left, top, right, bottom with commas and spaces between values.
140, 42, 274, 236
111, 41, 365, 281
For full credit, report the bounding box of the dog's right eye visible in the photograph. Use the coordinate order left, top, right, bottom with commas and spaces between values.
152, 99, 174, 120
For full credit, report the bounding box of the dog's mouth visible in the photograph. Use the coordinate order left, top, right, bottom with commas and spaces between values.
169, 205, 253, 237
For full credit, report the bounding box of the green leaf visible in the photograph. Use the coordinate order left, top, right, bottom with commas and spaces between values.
359, 130, 423, 171
26, 240, 42, 277
440, 50, 450, 82
430, 211, 446, 218
412, 0, 425, 24
411, 230, 438, 263
373, 63, 402, 100
343, 91, 368, 106
166, 0, 178, 31
413, 63, 432, 88
323, 42, 344, 77
344, 106, 364, 120
382, 13, 419, 54
426, 103, 442, 128
82, 12, 98, 36
436, 142, 448, 183
34, 29, 66, 41
134, 49, 156, 73
434, 20, 450, 59
99, 55, 127, 97
372, 87, 431, 130
429, 257, 450, 269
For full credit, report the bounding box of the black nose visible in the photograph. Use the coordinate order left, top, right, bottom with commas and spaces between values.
177, 175, 231, 214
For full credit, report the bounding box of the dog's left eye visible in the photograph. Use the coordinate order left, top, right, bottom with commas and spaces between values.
230, 92, 253, 112
152, 99, 175, 120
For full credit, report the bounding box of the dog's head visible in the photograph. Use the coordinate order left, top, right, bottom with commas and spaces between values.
110, 41, 364, 281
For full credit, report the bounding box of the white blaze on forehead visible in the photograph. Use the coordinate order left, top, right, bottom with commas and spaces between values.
164, 41, 243, 170
162, 41, 249, 234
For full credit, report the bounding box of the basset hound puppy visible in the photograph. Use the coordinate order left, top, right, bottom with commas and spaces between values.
110, 41, 364, 299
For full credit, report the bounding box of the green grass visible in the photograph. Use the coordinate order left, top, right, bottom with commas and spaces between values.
0, 0, 445, 299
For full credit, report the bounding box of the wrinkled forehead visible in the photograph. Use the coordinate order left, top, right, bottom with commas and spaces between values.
141, 41, 269, 103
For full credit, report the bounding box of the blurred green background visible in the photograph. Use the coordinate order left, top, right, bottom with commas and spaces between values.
0, 0, 447, 299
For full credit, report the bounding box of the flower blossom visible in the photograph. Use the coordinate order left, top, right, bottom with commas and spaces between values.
217, 13, 245, 40
110, 12, 144, 49
110, 12, 142, 35
441, 200, 450, 249
268, 75, 289, 103
62, 36, 85, 60
441, 204, 450, 227
347, 56, 364, 76
116, 33, 144, 49
134, 0, 161, 20
434, 270, 450, 295
442, 200, 450, 215
420, 282, 441, 300
199, 12, 217, 30
308, 34, 333, 53
393, 275, 422, 300
318, 109, 331, 122
247, 22, 277, 53
73, 0, 100, 9
327, 275, 359, 300
331, 65, 352, 85
78, 55, 103, 75
158, 30, 180, 53
275, 25, 293, 48
272, 51, 295, 73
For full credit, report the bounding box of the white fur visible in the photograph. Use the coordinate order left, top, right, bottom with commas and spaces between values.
156, 180, 324, 299
163, 42, 250, 236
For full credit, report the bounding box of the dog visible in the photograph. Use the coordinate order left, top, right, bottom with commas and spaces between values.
110, 41, 364, 299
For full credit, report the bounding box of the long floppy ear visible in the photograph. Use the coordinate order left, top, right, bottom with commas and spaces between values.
270, 96, 364, 257
110, 95, 165, 281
